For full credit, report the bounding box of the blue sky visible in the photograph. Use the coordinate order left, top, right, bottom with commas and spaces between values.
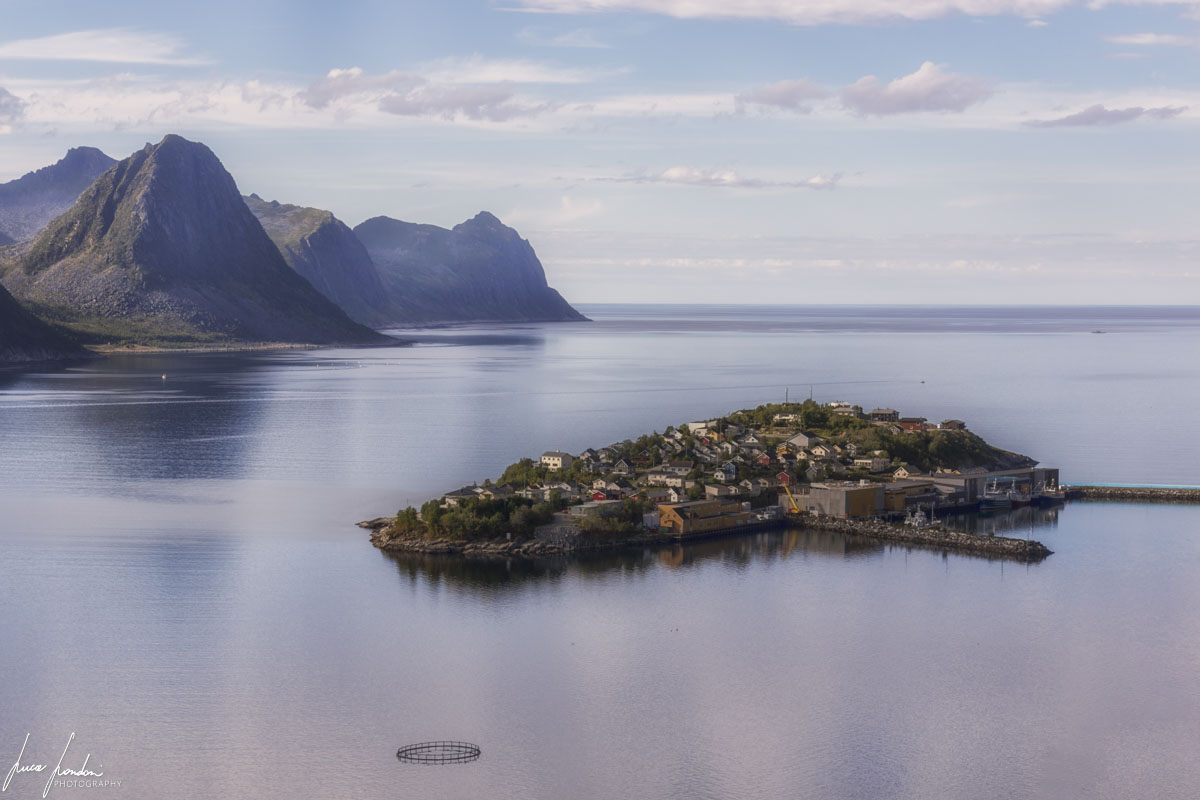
1, 0, 1197, 303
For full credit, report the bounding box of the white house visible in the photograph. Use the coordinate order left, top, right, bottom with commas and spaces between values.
541, 451, 575, 471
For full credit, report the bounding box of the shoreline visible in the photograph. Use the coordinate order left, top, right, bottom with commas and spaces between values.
86, 337, 411, 356
361, 514, 1054, 563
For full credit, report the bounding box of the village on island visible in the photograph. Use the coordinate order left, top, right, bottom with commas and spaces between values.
371, 400, 1062, 559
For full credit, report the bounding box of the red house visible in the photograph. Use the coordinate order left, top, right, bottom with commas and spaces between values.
776, 471, 793, 486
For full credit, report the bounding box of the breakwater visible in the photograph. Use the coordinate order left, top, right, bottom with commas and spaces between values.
361, 515, 1051, 562
1065, 485, 1200, 503
800, 516, 1053, 562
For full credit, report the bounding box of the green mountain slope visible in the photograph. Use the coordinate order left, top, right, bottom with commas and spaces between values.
0, 135, 388, 347
0, 282, 90, 363
244, 193, 391, 326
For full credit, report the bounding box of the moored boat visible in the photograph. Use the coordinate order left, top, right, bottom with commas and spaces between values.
981, 478, 1013, 510
1033, 481, 1066, 505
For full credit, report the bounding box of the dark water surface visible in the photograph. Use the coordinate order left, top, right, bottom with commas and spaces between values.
2, 305, 1199, 799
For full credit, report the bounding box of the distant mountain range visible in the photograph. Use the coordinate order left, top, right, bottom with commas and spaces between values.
0, 147, 116, 243
243, 193, 392, 327
355, 212, 588, 324
0, 135, 384, 346
0, 134, 585, 361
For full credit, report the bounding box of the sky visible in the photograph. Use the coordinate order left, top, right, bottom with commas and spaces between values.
0, 0, 1197, 304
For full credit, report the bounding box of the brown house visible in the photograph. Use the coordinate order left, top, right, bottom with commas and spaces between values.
657, 500, 755, 536
802, 482, 884, 518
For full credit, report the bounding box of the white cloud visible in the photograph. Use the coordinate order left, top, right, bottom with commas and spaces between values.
501, 0, 1200, 26
1027, 18, 1049, 26
841, 62, 993, 115
734, 79, 828, 114
517, 27, 613, 48
5, 66, 1196, 135
423, 54, 619, 84
0, 29, 206, 65
1027, 103, 1187, 126
300, 66, 555, 121
506, 194, 607, 226
300, 68, 423, 109
379, 83, 555, 121
1104, 32, 1196, 46
611, 165, 840, 189
0, 87, 23, 131
539, 229, 1200, 304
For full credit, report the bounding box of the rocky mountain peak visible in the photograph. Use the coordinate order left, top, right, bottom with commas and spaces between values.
0, 145, 116, 242
0, 134, 385, 346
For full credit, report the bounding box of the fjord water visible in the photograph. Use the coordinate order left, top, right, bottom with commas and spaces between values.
2, 305, 1199, 799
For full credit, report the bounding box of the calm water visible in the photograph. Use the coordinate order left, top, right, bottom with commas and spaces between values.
2, 305, 1199, 799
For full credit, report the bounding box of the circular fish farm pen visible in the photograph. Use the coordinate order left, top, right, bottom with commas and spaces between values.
396, 741, 481, 765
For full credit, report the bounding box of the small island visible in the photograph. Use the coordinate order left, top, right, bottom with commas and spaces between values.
364, 400, 1058, 562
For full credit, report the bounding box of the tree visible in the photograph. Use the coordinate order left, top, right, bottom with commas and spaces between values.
394, 506, 421, 533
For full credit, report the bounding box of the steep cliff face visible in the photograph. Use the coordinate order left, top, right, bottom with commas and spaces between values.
0, 135, 387, 346
0, 147, 116, 242
353, 212, 587, 323
243, 193, 391, 326
0, 283, 89, 362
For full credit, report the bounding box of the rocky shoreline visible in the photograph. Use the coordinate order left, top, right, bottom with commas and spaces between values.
800, 517, 1053, 562
360, 514, 1053, 563
1064, 485, 1200, 503
361, 518, 669, 557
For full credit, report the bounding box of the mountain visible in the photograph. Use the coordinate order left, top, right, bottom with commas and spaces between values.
0, 135, 387, 346
0, 283, 90, 362
353, 212, 587, 323
0, 147, 117, 242
243, 193, 390, 326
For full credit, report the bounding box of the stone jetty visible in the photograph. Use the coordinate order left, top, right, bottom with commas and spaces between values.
1065, 485, 1200, 503
1065, 484, 1200, 503
799, 517, 1053, 562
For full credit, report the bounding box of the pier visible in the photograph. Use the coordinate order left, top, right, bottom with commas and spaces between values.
1064, 485, 1200, 503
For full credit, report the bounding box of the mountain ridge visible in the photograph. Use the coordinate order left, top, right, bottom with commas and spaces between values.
0, 135, 388, 346
354, 212, 588, 324
243, 193, 392, 326
0, 146, 117, 243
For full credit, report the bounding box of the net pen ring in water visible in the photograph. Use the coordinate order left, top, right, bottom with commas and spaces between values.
396, 741, 482, 764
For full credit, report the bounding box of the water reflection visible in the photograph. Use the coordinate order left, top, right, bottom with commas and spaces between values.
380, 519, 1067, 595
382, 329, 548, 348
0, 353, 276, 486
379, 528, 893, 594
941, 504, 1063, 536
